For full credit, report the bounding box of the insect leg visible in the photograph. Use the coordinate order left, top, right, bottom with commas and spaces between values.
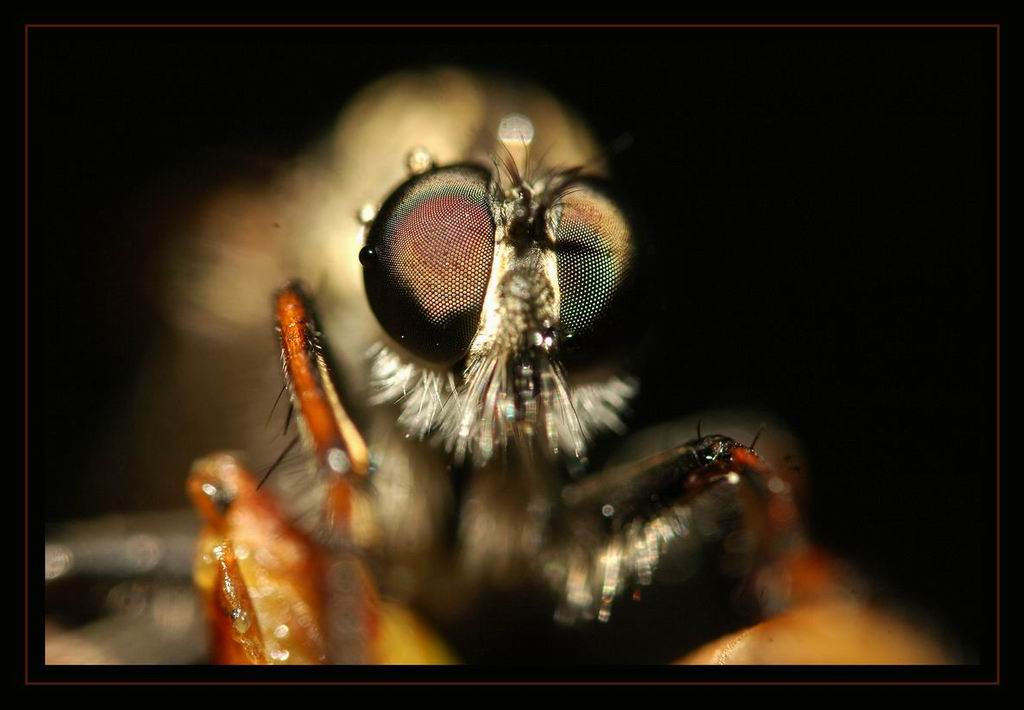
549, 434, 803, 624
185, 283, 455, 665
549, 427, 952, 663
272, 282, 378, 663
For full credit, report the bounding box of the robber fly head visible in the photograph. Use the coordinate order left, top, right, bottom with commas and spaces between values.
359, 120, 640, 467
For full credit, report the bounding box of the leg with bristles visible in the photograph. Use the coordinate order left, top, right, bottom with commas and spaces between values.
187, 282, 453, 664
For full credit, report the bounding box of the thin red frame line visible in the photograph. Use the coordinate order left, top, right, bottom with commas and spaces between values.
24, 22, 30, 687
23, 23, 1001, 29
23, 680, 1004, 687
994, 23, 1001, 687
19, 24, 1003, 684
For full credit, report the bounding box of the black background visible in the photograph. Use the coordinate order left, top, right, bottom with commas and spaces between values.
29, 27, 996, 664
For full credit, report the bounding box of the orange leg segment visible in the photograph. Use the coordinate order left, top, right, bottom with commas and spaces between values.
186, 283, 399, 664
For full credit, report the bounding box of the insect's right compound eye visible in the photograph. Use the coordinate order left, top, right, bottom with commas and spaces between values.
360, 165, 496, 365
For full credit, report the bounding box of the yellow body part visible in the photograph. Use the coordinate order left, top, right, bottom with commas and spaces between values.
374, 602, 458, 665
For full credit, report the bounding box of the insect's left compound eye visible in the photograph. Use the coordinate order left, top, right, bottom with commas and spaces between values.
553, 180, 637, 361
361, 165, 496, 365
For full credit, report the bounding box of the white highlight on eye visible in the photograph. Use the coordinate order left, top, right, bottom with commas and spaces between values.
498, 113, 535, 146
405, 145, 434, 175
357, 203, 377, 225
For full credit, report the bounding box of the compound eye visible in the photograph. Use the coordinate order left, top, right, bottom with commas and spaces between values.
553, 180, 637, 360
361, 165, 496, 365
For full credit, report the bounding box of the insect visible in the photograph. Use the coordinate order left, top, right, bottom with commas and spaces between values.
44, 66, 951, 666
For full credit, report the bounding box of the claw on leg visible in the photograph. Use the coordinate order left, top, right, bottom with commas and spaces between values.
188, 453, 329, 664
209, 540, 267, 664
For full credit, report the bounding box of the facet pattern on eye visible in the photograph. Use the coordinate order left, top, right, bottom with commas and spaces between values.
554, 184, 635, 347
364, 166, 495, 364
